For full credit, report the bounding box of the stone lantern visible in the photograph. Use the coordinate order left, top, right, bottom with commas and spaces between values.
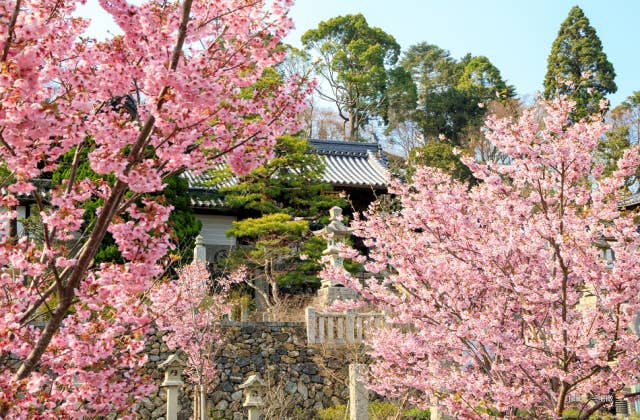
193, 234, 207, 262
313, 206, 351, 282
239, 374, 266, 420
159, 354, 184, 420
313, 206, 357, 305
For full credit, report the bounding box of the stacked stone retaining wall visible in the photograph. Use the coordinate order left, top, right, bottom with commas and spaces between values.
136, 321, 354, 419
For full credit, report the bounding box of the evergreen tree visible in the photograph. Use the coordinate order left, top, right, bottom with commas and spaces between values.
219, 135, 340, 217
217, 135, 346, 302
543, 5, 616, 118
409, 140, 475, 185
302, 14, 402, 140
399, 43, 515, 149
596, 91, 640, 191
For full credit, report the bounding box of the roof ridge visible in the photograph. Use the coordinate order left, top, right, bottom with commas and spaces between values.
308, 138, 380, 147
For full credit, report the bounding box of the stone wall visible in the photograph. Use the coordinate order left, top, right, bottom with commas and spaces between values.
135, 329, 191, 419
136, 321, 353, 419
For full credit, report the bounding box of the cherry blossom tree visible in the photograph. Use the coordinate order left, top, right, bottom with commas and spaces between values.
322, 99, 640, 419
0, 0, 309, 417
152, 261, 242, 420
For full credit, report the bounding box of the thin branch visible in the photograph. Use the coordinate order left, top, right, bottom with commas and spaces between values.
1, 0, 21, 62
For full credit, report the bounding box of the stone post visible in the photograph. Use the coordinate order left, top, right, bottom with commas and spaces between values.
194, 234, 206, 262
430, 405, 456, 420
158, 354, 184, 420
240, 301, 250, 322
306, 307, 317, 344
345, 309, 355, 343
349, 364, 368, 420
239, 374, 266, 420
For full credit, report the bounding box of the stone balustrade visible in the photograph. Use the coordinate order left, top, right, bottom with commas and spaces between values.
306, 307, 385, 345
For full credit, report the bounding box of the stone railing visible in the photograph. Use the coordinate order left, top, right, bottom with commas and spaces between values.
305, 307, 385, 345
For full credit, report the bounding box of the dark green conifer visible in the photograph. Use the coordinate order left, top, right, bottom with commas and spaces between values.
544, 6, 616, 118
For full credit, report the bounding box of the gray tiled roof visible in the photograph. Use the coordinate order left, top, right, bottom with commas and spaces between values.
183, 139, 390, 209
181, 167, 238, 190
619, 193, 640, 209
308, 139, 389, 188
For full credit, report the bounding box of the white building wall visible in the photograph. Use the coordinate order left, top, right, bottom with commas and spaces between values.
196, 214, 236, 246
0, 205, 27, 238
195, 214, 236, 264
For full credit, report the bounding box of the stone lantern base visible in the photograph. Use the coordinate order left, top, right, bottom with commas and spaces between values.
317, 286, 358, 307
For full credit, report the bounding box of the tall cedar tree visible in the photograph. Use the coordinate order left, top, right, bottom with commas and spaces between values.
543, 5, 616, 118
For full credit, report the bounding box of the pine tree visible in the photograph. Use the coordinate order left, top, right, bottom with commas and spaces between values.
217, 135, 347, 303
544, 6, 616, 118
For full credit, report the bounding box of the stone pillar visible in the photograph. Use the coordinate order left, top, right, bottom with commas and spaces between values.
345, 309, 355, 343
194, 234, 206, 262
306, 307, 317, 344
430, 405, 456, 420
240, 300, 250, 322
349, 364, 368, 420
158, 354, 184, 420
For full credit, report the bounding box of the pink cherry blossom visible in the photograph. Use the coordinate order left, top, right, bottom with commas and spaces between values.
151, 261, 242, 392
321, 98, 640, 419
0, 0, 310, 416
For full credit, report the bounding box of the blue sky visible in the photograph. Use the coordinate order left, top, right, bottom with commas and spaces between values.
287, 0, 639, 107
78, 0, 639, 107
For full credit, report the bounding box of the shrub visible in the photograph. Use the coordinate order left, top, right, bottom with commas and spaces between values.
316, 401, 430, 419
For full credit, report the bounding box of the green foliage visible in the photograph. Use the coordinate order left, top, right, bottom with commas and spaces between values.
52, 140, 201, 265
597, 90, 640, 191
385, 66, 418, 127
416, 87, 486, 147
596, 125, 632, 178
315, 401, 430, 420
219, 135, 339, 217
218, 135, 346, 294
399, 42, 514, 151
302, 14, 402, 139
409, 140, 475, 184
239, 67, 284, 101
457, 55, 515, 100
543, 5, 616, 119
162, 174, 202, 264
277, 235, 327, 289
402, 407, 431, 418
401, 43, 458, 96
228, 213, 308, 239
316, 404, 347, 420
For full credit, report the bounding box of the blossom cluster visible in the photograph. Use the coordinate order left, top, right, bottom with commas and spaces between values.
322, 99, 640, 418
0, 0, 310, 416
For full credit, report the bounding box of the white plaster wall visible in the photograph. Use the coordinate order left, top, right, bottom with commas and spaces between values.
0, 205, 27, 238
196, 214, 236, 246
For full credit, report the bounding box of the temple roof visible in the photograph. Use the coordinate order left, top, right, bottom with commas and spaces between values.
307, 139, 389, 188
619, 193, 640, 209
184, 138, 390, 209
